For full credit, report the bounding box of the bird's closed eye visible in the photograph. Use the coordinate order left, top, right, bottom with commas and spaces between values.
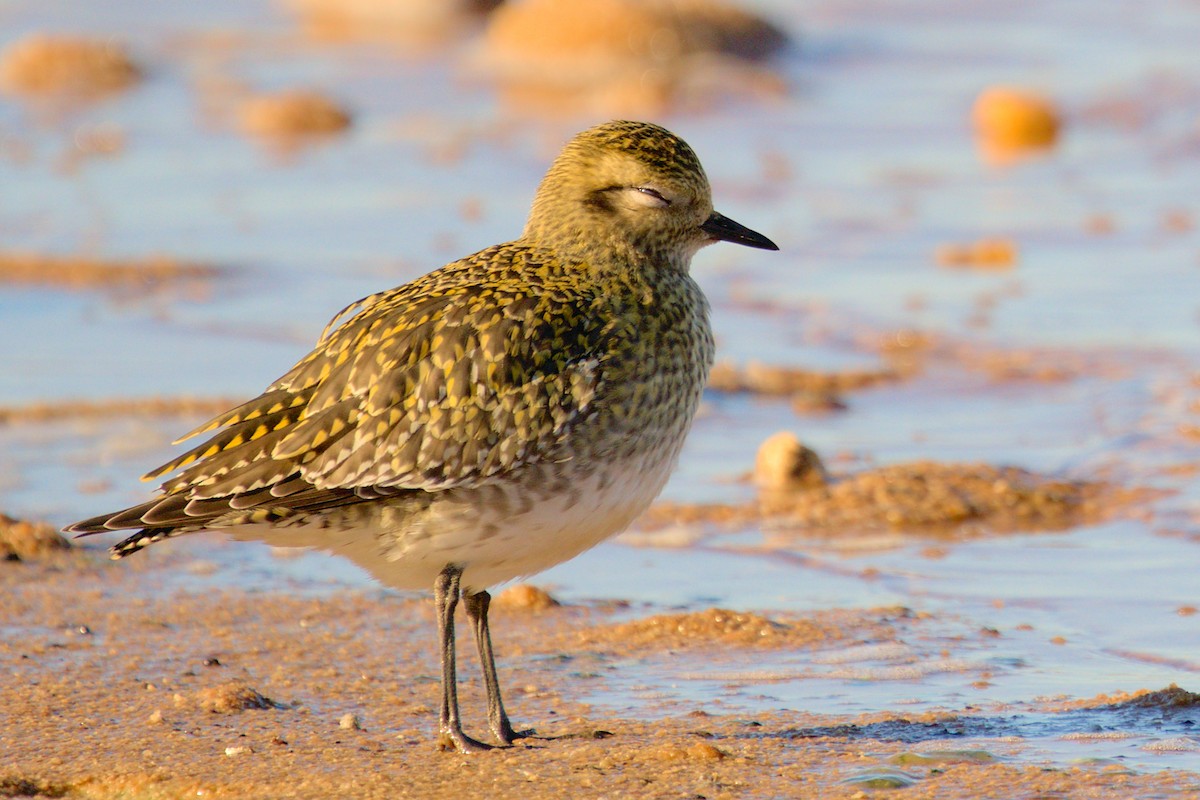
585, 185, 673, 214
631, 186, 671, 208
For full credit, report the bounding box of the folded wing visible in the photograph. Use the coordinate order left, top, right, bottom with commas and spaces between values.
67, 246, 606, 542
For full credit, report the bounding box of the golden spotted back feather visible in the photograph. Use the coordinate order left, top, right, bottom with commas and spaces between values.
160, 248, 606, 494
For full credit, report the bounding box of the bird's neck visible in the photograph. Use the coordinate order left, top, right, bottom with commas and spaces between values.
519, 227, 693, 280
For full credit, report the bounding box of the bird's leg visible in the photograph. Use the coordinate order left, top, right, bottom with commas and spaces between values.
463, 589, 525, 745
434, 564, 491, 753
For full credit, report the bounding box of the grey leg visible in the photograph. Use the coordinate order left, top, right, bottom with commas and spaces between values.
463, 589, 524, 745
434, 565, 491, 753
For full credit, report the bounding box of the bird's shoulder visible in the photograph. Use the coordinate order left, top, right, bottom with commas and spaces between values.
297, 242, 612, 387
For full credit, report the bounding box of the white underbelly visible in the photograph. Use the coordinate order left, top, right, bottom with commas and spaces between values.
229, 452, 677, 593
422, 458, 673, 592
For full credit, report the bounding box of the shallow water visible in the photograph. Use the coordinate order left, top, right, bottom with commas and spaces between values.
3, 0, 1200, 780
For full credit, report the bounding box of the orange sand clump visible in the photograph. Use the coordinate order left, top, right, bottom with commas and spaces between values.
0, 34, 141, 98
870, 329, 1093, 384
0, 252, 219, 291
640, 456, 1149, 539
789, 390, 848, 415
935, 237, 1019, 269
0, 396, 243, 426
961, 349, 1081, 383
494, 583, 561, 611
485, 0, 785, 68
767, 460, 1129, 533
1176, 423, 1200, 442
708, 360, 901, 396
972, 86, 1061, 161
1045, 685, 1200, 713
576, 607, 850, 650
238, 90, 352, 139
478, 0, 787, 114
284, 0, 500, 45
187, 682, 281, 714
647, 741, 729, 762
0, 514, 70, 560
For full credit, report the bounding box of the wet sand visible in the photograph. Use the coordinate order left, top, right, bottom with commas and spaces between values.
4, 538, 1199, 799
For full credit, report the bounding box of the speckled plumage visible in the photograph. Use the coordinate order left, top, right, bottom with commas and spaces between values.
67, 120, 777, 751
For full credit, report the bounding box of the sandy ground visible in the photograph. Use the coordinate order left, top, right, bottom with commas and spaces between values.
4, 540, 1199, 800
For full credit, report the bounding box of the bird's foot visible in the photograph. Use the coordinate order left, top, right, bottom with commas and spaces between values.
437, 726, 494, 754
493, 719, 535, 746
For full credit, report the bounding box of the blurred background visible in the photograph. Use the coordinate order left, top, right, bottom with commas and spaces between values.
3, 0, 1200, 772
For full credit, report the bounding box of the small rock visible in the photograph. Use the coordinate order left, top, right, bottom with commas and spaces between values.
239, 89, 351, 139
650, 741, 729, 762
790, 390, 847, 415
754, 431, 827, 491
0, 514, 70, 560
687, 742, 728, 760
0, 34, 141, 97
194, 682, 278, 713
339, 712, 361, 730
224, 745, 253, 757
478, 0, 786, 115
935, 238, 1018, 269
972, 86, 1061, 158
494, 584, 560, 611
284, 0, 500, 46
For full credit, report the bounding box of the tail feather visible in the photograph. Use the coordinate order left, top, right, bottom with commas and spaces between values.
65, 498, 165, 535
110, 527, 185, 559
64, 480, 400, 558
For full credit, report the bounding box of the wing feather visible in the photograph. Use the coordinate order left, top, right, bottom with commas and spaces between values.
69, 244, 609, 536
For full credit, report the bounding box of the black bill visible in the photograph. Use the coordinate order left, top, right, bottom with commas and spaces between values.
701, 211, 779, 251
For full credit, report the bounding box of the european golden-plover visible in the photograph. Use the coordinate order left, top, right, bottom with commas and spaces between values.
67, 120, 778, 752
